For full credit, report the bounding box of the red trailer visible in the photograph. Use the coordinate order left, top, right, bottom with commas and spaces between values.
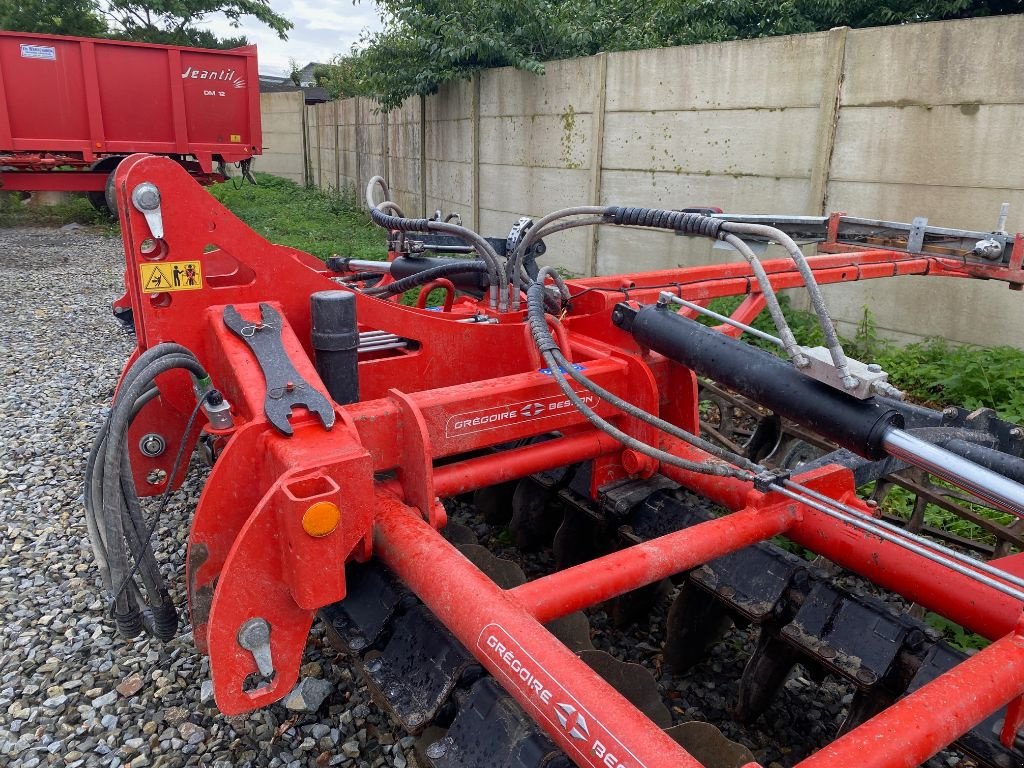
0, 31, 261, 211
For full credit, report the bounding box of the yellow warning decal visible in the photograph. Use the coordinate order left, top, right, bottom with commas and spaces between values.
230, 133, 241, 142
139, 261, 203, 293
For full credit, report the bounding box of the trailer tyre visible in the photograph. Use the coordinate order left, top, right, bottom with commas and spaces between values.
104, 167, 120, 220
87, 157, 125, 219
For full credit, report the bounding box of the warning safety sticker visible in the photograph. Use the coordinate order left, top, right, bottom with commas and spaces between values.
139, 261, 203, 293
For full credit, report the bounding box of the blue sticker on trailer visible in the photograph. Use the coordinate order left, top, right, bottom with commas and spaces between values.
20, 44, 57, 61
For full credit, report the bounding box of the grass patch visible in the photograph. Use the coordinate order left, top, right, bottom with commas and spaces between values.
0, 192, 114, 230
207, 174, 386, 262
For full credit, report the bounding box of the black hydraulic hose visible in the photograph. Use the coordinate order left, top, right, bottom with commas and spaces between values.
85, 386, 158, 589
367, 260, 488, 297
84, 342, 197, 584
367, 205, 503, 301
99, 353, 207, 637
602, 206, 726, 238
614, 303, 903, 460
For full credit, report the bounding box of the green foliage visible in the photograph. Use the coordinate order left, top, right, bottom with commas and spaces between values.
1, 0, 107, 36
865, 480, 1015, 547
101, 0, 292, 48
0, 192, 113, 229
206, 173, 386, 262
924, 613, 989, 651
877, 339, 1024, 424
2, 0, 293, 48
345, 0, 1024, 109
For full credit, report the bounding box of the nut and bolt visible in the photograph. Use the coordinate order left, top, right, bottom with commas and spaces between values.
425, 738, 451, 759
132, 183, 161, 211
139, 433, 166, 457
942, 407, 958, 419
856, 669, 878, 685
1010, 427, 1024, 439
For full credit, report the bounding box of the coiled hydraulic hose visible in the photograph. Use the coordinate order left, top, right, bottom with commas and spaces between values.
86, 343, 209, 639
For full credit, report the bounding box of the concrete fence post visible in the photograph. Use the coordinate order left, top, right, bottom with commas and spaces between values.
315, 104, 323, 189
382, 107, 390, 190
300, 102, 310, 187
807, 26, 849, 215
419, 94, 428, 218
472, 74, 481, 231
334, 102, 341, 195
587, 53, 609, 277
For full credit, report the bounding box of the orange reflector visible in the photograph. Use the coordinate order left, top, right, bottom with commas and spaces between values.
302, 501, 340, 537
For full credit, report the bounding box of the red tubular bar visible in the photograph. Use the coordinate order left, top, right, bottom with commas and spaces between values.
373, 491, 708, 768
792, 627, 1024, 768
509, 502, 798, 624
432, 431, 621, 497
786, 505, 1024, 641
654, 439, 1024, 640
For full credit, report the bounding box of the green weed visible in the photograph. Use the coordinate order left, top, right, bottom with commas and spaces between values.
0, 192, 114, 230
207, 174, 386, 262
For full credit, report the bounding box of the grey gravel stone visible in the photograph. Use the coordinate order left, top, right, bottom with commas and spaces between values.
283, 677, 332, 713
0, 227, 394, 768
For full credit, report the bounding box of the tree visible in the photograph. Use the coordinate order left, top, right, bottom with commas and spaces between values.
0, 0, 108, 37
99, 0, 293, 48
348, 0, 1024, 109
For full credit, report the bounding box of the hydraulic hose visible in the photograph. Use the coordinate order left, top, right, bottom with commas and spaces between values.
96, 351, 208, 638
718, 221, 853, 384
366, 176, 504, 306
365, 259, 488, 298
526, 283, 754, 480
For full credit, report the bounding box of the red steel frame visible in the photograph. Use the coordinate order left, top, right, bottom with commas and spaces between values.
111, 155, 1024, 768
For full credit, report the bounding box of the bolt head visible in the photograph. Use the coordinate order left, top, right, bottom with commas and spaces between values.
1011, 427, 1024, 439
425, 738, 450, 759
132, 183, 160, 210
866, 363, 882, 373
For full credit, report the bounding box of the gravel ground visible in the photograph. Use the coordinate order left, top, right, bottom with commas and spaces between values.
0, 225, 970, 768
0, 227, 409, 768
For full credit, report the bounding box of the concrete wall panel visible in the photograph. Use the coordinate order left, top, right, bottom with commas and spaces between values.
605, 33, 831, 112
602, 108, 817, 177
480, 58, 596, 118
480, 114, 592, 170
258, 92, 305, 184
842, 17, 1024, 106
479, 164, 591, 215
830, 104, 1024, 188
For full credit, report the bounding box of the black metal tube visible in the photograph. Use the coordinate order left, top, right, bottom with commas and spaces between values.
942, 439, 1024, 485
613, 304, 903, 460
311, 291, 360, 405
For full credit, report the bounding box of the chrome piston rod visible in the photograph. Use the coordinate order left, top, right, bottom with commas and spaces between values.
881, 427, 1024, 520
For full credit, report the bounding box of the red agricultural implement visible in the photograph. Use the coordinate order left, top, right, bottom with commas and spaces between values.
86, 154, 1024, 768
0, 32, 260, 213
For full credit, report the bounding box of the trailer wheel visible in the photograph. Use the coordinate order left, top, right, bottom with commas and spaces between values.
87, 157, 125, 219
